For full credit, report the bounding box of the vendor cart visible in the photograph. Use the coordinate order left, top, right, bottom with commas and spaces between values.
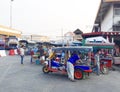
84, 36, 114, 67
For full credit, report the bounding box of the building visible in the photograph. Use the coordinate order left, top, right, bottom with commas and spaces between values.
0, 25, 22, 49
21, 34, 50, 42
73, 29, 83, 41
0, 25, 22, 38
64, 32, 75, 42
83, 0, 120, 46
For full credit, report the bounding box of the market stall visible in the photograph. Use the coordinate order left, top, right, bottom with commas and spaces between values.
84, 36, 114, 69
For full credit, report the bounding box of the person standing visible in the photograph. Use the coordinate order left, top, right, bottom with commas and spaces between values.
38, 46, 44, 64
30, 48, 34, 63
48, 46, 52, 56
86, 51, 92, 67
43, 46, 48, 60
19, 45, 25, 64
67, 51, 80, 82
94, 49, 101, 75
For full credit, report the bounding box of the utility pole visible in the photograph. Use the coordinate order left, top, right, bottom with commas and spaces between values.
61, 28, 64, 47
10, 0, 14, 28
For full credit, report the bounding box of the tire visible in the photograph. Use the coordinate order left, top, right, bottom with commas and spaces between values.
101, 65, 109, 74
42, 65, 50, 74
74, 69, 83, 80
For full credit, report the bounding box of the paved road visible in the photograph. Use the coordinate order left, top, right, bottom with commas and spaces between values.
0, 55, 120, 92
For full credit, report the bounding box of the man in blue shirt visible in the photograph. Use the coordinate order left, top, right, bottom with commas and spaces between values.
67, 51, 80, 82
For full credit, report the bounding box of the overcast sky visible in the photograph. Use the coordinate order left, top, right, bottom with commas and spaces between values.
0, 0, 101, 39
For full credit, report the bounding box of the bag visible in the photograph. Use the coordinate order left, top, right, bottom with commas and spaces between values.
17, 49, 20, 55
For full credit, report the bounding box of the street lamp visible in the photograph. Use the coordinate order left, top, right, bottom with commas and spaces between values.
10, 0, 14, 28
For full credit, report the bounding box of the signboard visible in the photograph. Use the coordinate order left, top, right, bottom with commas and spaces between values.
86, 39, 105, 44
104, 0, 120, 2
85, 36, 114, 46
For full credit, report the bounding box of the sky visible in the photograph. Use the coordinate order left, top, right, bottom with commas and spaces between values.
0, 0, 101, 39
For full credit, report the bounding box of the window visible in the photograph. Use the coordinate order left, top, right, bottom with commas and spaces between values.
114, 4, 120, 15
113, 25, 120, 31
114, 8, 120, 15
114, 4, 120, 8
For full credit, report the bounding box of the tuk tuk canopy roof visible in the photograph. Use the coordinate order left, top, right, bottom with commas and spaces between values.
52, 46, 93, 53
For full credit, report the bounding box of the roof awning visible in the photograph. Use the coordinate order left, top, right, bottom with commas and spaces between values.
85, 36, 114, 46
95, 1, 111, 24
95, 0, 120, 24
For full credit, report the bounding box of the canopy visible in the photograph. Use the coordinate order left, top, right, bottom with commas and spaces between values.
51, 40, 82, 46
85, 36, 114, 46
52, 46, 93, 53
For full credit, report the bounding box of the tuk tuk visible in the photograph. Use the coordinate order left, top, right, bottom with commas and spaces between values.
42, 46, 93, 80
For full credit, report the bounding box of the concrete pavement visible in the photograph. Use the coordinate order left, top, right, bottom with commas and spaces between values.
0, 55, 120, 92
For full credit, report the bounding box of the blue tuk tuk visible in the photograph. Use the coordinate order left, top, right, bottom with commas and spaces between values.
42, 46, 93, 80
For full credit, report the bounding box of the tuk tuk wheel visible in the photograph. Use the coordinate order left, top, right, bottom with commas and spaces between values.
42, 65, 50, 74
101, 65, 109, 74
74, 69, 83, 80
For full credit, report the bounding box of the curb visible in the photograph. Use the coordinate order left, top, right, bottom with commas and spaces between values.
112, 65, 120, 72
